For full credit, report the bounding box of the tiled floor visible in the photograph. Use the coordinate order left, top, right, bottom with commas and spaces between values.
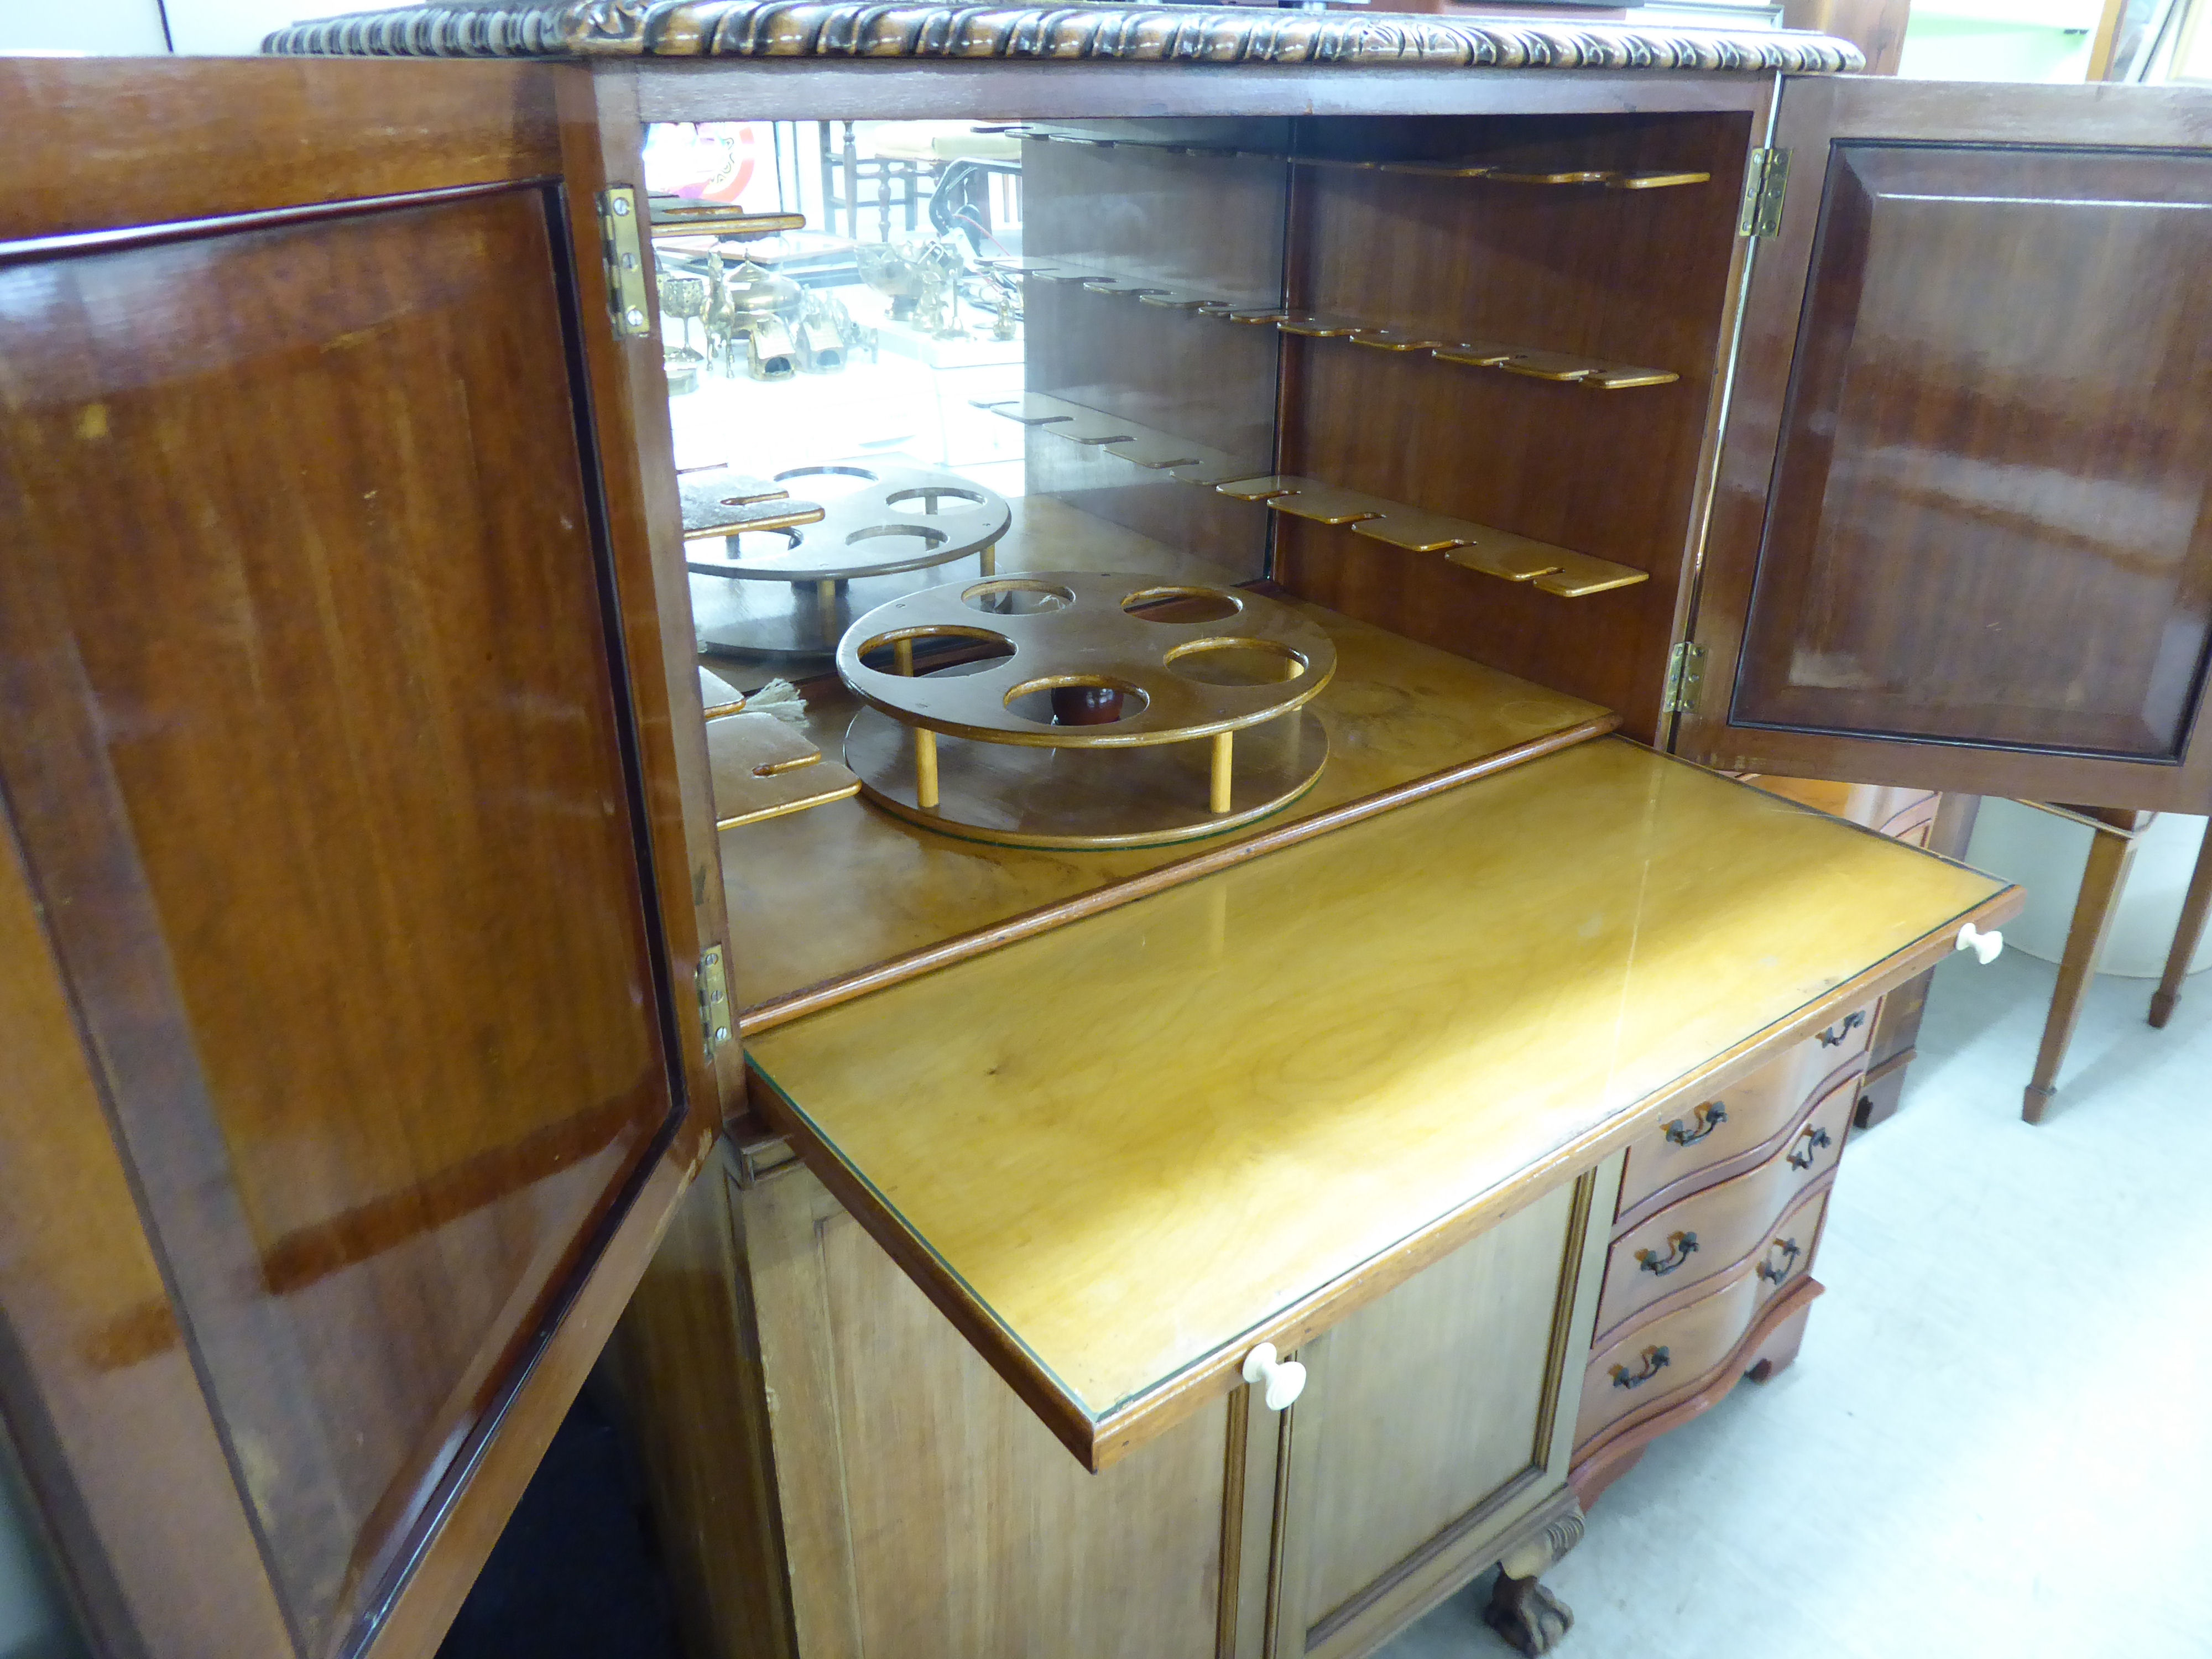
1379, 950, 2212, 1659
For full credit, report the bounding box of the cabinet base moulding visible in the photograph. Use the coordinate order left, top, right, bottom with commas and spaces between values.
1568, 1276, 1821, 1511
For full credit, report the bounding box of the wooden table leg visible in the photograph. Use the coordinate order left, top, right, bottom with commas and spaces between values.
2150, 820, 2212, 1030
2023, 822, 2139, 1124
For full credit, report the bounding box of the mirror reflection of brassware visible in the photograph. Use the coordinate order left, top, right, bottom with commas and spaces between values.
858, 236, 971, 338
688, 462, 1011, 667
855, 240, 921, 320
658, 270, 711, 393
706, 248, 806, 379
796, 291, 857, 373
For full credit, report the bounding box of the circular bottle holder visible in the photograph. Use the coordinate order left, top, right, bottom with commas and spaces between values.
690, 464, 1013, 661
836, 572, 1335, 849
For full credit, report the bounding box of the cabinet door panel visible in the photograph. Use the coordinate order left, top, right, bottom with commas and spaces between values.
1685, 79, 2212, 810
0, 60, 722, 1659
1271, 1160, 1616, 1659
2, 185, 675, 1655
740, 1168, 1233, 1659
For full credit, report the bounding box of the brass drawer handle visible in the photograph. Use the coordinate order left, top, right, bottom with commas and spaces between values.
1611, 1346, 1671, 1390
1663, 1102, 1726, 1146
1787, 1126, 1833, 1171
1635, 1231, 1699, 1277
1818, 1010, 1867, 1047
1757, 1237, 1802, 1285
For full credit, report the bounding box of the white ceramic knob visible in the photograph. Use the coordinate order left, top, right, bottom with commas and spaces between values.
1241, 1342, 1307, 1411
1957, 922, 2004, 965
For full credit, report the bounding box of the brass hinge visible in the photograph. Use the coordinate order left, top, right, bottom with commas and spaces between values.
1738, 148, 1791, 239
598, 185, 653, 340
1662, 641, 1708, 715
697, 943, 732, 1062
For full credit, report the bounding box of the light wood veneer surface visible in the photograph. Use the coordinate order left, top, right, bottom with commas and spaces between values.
727, 592, 1610, 1016
747, 739, 2011, 1459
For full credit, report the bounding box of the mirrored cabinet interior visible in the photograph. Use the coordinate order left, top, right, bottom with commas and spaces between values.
6, 24, 2208, 1659
657, 106, 1755, 1021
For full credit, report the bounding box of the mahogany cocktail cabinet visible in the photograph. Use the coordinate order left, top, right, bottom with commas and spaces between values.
5, 13, 2208, 1658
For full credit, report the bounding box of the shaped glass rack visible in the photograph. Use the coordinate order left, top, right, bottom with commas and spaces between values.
1214, 476, 1648, 597
978, 259, 1677, 390
969, 395, 1648, 598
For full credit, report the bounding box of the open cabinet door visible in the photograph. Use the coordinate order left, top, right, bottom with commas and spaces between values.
1679, 76, 2212, 811
0, 59, 728, 1659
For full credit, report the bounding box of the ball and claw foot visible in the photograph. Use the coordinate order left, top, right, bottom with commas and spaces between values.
1484, 1570, 1574, 1657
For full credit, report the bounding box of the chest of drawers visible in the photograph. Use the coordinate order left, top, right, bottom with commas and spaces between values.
1573, 1001, 1875, 1504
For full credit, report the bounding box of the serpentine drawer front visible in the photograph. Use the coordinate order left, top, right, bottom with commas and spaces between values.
1616, 1000, 1871, 1219
745, 738, 2013, 1469
1578, 1183, 1831, 1451
1595, 1076, 1854, 1340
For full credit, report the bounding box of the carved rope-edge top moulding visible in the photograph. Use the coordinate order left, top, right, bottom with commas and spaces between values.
262, 0, 1866, 74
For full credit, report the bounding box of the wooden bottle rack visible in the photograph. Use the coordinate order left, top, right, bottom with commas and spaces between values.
1217, 476, 1647, 598
988, 257, 1678, 390
971, 396, 1647, 598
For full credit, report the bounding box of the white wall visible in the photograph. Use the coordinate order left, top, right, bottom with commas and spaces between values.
0, 0, 393, 56
165, 0, 375, 55
0, 0, 169, 53
1966, 803, 2212, 979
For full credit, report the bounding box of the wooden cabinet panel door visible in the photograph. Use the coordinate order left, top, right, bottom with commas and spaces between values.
1683, 79, 2212, 811
1265, 1161, 1616, 1659
0, 60, 723, 1659
735, 1166, 1246, 1659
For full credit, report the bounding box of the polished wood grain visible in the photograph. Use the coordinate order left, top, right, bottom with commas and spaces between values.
1596, 1078, 1852, 1340
747, 739, 2013, 1465
0, 59, 562, 243
1685, 78, 2212, 810
1575, 1182, 1829, 1452
0, 825, 295, 1659
728, 588, 1615, 1022
560, 71, 746, 1125
2, 181, 676, 1655
1615, 1005, 1867, 1224
1273, 1159, 1616, 1659
354, 75, 734, 1659
622, 61, 1781, 127
1285, 1185, 1574, 1644
1569, 1275, 1820, 1510
1271, 112, 1759, 740
2, 60, 721, 1659
1746, 145, 2212, 755
738, 1165, 1234, 1659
